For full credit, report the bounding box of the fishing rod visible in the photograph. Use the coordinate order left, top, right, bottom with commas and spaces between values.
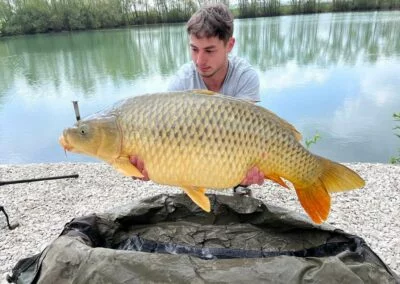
0, 174, 79, 186
1, 174, 79, 230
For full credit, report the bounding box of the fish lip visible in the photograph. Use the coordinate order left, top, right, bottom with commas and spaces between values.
59, 135, 73, 152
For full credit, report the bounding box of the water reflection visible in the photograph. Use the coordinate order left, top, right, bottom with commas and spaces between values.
236, 12, 400, 68
234, 12, 400, 163
0, 24, 189, 100
0, 11, 399, 163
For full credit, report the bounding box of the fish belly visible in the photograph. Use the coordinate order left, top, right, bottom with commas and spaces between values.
143, 146, 254, 189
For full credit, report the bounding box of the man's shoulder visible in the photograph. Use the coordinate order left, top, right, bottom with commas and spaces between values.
224, 55, 260, 102
167, 62, 201, 91
176, 62, 197, 79
229, 55, 254, 71
227, 55, 258, 82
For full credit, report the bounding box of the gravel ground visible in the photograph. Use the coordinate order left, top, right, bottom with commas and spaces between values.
0, 162, 399, 281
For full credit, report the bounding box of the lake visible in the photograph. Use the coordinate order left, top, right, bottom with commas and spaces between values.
0, 11, 399, 164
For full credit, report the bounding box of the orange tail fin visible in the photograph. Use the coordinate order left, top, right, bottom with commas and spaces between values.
316, 156, 365, 193
294, 181, 330, 224
294, 156, 365, 224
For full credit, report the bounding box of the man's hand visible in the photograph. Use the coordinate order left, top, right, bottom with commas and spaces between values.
239, 166, 264, 186
129, 156, 150, 181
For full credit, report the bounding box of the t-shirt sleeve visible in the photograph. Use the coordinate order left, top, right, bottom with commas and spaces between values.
235, 68, 260, 102
167, 63, 193, 92
167, 75, 185, 91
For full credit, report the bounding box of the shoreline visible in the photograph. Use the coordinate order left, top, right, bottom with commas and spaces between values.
0, 162, 399, 279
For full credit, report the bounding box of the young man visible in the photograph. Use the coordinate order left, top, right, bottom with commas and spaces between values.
167, 4, 262, 195
130, 4, 263, 195
167, 3, 260, 103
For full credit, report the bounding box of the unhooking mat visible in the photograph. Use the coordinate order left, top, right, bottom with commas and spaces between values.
7, 194, 400, 283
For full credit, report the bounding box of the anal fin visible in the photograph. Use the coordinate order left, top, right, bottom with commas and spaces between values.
181, 186, 210, 212
265, 174, 290, 189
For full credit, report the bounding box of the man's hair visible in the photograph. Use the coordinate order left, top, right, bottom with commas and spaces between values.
187, 3, 234, 43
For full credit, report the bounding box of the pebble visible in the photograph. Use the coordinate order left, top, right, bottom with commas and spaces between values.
0, 162, 399, 279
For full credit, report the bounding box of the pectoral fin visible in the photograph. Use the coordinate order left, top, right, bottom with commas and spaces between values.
181, 187, 211, 212
111, 157, 144, 178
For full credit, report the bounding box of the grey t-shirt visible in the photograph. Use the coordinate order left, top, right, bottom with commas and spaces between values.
167, 56, 260, 102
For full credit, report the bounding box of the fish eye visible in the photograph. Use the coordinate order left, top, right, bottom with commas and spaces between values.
78, 125, 89, 136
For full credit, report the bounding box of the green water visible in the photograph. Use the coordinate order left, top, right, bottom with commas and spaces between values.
0, 11, 399, 164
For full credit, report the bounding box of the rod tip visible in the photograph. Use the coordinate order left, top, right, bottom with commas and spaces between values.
72, 101, 81, 121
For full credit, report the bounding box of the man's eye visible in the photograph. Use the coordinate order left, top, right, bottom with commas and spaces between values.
206, 50, 215, 53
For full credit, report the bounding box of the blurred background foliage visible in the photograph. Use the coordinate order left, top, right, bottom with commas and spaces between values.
1, 0, 399, 36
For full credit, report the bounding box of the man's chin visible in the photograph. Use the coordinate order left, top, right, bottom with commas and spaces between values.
198, 70, 215, 78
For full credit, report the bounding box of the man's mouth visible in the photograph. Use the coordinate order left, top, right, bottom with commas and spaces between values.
198, 66, 211, 73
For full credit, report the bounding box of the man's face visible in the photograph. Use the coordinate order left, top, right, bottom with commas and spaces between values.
189, 35, 235, 78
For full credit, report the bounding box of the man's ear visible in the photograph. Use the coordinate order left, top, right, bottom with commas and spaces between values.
227, 37, 235, 52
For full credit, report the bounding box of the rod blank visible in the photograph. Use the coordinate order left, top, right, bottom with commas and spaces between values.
73, 101, 81, 121
0, 174, 79, 186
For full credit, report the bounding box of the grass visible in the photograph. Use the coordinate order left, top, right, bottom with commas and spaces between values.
305, 132, 321, 149
390, 112, 400, 164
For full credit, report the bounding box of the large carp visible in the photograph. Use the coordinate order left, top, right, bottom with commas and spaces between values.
59, 90, 365, 224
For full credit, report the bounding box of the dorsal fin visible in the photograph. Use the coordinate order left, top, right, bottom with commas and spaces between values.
283, 121, 302, 141
190, 89, 219, 96
273, 114, 302, 141
260, 108, 302, 141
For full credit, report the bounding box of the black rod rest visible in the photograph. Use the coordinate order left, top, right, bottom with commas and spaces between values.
0, 205, 19, 230
0, 174, 78, 230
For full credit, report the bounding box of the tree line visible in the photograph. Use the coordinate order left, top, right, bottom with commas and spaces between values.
0, 0, 399, 36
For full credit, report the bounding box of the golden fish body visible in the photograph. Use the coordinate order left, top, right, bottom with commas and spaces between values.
60, 90, 365, 223
118, 92, 312, 187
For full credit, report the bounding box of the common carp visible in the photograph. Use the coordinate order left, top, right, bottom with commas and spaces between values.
59, 90, 365, 224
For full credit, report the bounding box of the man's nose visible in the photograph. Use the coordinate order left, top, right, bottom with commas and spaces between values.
196, 51, 207, 66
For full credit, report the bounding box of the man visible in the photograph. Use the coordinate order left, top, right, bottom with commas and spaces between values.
131, 4, 264, 195
168, 4, 262, 194
167, 3, 260, 103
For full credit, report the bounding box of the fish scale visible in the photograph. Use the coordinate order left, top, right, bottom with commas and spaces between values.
117, 93, 262, 188
123, 93, 304, 186
60, 90, 365, 223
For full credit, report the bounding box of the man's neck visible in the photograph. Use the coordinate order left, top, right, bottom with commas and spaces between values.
202, 61, 229, 92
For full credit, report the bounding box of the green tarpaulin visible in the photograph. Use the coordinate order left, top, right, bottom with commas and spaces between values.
8, 194, 400, 283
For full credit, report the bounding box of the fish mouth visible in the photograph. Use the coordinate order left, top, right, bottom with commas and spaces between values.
59, 135, 73, 152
